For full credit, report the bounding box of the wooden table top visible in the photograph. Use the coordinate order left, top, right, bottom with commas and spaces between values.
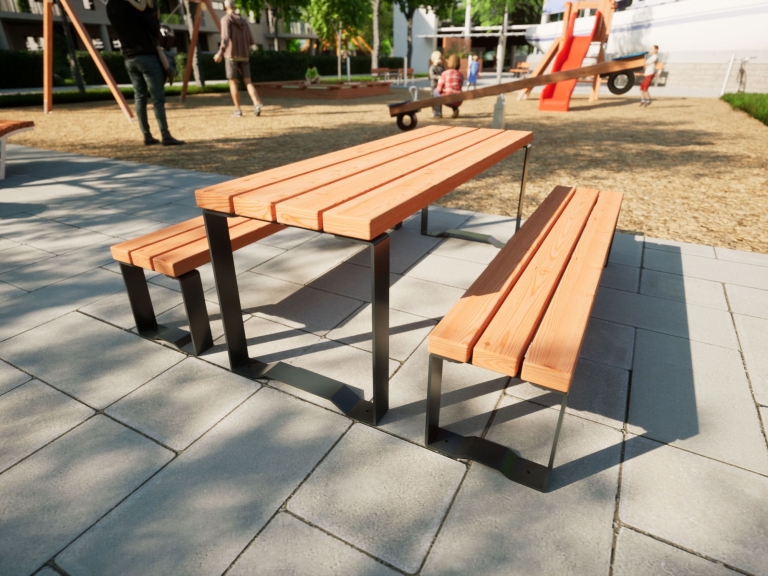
195, 126, 533, 241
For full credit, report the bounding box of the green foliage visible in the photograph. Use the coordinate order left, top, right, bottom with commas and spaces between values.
0, 50, 44, 89
307, 0, 369, 45
235, 0, 308, 30
471, 0, 543, 26
15, 0, 31, 12
75, 51, 132, 85
722, 93, 768, 126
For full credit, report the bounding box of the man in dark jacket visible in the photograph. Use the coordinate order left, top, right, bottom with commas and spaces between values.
106, 0, 184, 145
213, 0, 263, 116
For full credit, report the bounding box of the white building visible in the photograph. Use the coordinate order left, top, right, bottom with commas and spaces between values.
392, 6, 438, 74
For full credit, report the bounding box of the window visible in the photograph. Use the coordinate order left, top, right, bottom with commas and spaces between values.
82, 0, 94, 10
211, 1, 224, 10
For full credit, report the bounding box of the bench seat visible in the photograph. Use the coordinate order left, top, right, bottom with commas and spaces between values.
0, 120, 35, 180
425, 185, 623, 491
111, 216, 283, 355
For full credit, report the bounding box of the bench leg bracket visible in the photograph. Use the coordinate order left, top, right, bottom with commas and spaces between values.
425, 354, 567, 492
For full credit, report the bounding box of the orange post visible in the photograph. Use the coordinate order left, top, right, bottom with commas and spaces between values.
43, 0, 53, 113
181, 3, 204, 103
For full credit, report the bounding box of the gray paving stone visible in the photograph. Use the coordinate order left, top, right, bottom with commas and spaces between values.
580, 317, 635, 370
613, 528, 740, 576
22, 228, 113, 256
289, 424, 465, 573
428, 236, 500, 265
0, 268, 124, 342
640, 269, 728, 310
643, 249, 768, 290
0, 215, 77, 244
379, 340, 508, 444
456, 212, 518, 243
591, 287, 739, 350
308, 262, 399, 303
402, 205, 474, 232
227, 272, 363, 336
645, 237, 716, 258
79, 279, 183, 330
600, 262, 640, 292
257, 226, 319, 250
0, 380, 94, 472
51, 208, 162, 238
0, 237, 20, 251
228, 513, 398, 576
0, 244, 55, 274
109, 193, 180, 214
151, 300, 229, 355
57, 389, 349, 576
733, 314, 768, 407
507, 358, 629, 430
726, 284, 768, 320
0, 312, 184, 409
34, 568, 62, 576
390, 275, 464, 319
107, 357, 258, 450
629, 329, 768, 474
0, 416, 172, 576
112, 221, 169, 240
423, 395, 622, 576
0, 280, 26, 303
0, 240, 115, 292
0, 359, 31, 395
715, 246, 768, 267
608, 232, 644, 267
326, 303, 435, 362
404, 253, 487, 289
620, 436, 768, 576
254, 235, 365, 285
133, 203, 203, 224
345, 227, 442, 274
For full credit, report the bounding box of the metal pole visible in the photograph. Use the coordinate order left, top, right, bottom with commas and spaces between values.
721, 54, 735, 96
370, 233, 390, 424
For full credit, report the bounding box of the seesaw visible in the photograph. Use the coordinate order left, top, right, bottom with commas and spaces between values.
387, 55, 644, 131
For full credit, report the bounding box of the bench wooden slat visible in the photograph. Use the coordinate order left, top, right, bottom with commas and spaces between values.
0, 120, 34, 138
110, 216, 205, 265
275, 127, 495, 230
471, 188, 599, 377
152, 220, 285, 277
130, 216, 250, 270
232, 127, 476, 221
428, 186, 576, 362
321, 130, 534, 240
195, 125, 452, 213
520, 191, 623, 392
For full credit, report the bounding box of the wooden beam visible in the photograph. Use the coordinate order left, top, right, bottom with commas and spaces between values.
57, 0, 134, 121
517, 37, 560, 101
43, 0, 53, 114
388, 56, 644, 117
181, 4, 203, 103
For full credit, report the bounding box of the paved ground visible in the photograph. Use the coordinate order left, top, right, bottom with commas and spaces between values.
1, 145, 767, 576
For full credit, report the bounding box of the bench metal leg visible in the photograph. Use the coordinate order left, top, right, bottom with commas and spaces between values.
516, 144, 532, 232
0, 136, 6, 180
119, 262, 158, 334
177, 270, 213, 356
370, 233, 390, 424
425, 353, 568, 492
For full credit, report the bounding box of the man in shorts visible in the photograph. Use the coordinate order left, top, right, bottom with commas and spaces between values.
640, 45, 659, 107
213, 0, 263, 116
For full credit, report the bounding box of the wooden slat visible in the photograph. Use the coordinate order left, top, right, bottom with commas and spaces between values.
110, 217, 205, 265
195, 125, 452, 213
152, 220, 284, 277
322, 130, 534, 240
521, 190, 623, 392
232, 127, 478, 221
0, 121, 34, 138
428, 186, 576, 362
131, 216, 250, 270
274, 128, 497, 230
471, 189, 599, 377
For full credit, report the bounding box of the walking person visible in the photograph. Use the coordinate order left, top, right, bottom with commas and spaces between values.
436, 54, 465, 119
428, 51, 445, 118
214, 0, 263, 117
467, 54, 480, 90
106, 0, 184, 146
640, 45, 659, 107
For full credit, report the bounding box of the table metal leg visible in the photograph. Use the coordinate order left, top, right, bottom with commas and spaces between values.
370, 233, 390, 424
516, 144, 532, 232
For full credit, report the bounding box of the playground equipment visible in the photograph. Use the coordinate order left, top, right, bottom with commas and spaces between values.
42, 0, 133, 120
387, 54, 644, 131
180, 0, 222, 102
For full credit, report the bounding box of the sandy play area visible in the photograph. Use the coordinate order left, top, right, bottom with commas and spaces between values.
4, 90, 767, 253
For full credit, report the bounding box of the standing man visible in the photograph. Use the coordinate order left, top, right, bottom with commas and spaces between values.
214, 0, 263, 117
640, 45, 659, 107
106, 0, 184, 146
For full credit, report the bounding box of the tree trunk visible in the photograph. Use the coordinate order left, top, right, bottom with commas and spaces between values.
370, 0, 380, 69
496, 0, 508, 84
267, 5, 279, 51
183, 0, 203, 85
406, 9, 414, 65
336, 21, 342, 79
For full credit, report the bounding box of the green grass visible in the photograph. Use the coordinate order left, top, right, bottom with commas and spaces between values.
0, 83, 231, 108
722, 93, 768, 126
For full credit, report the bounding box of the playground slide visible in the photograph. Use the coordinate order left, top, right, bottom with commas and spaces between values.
539, 11, 602, 112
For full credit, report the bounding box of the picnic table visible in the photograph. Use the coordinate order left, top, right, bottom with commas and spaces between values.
195, 126, 533, 425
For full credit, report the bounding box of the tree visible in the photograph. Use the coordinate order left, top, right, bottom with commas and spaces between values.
394, 0, 453, 66
236, 0, 309, 51
370, 0, 380, 68
471, 0, 542, 26
307, 0, 368, 78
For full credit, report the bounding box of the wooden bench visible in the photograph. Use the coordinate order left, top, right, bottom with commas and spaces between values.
111, 216, 283, 355
371, 67, 391, 81
510, 61, 531, 78
425, 185, 623, 491
0, 120, 34, 180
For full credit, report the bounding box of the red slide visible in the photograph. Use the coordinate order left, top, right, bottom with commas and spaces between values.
539, 11, 602, 112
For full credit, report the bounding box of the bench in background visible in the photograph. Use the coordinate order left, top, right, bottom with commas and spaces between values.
0, 120, 34, 180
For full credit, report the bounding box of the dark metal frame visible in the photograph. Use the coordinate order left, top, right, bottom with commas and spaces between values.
420, 144, 531, 246
425, 353, 568, 492
119, 262, 213, 355
204, 210, 391, 425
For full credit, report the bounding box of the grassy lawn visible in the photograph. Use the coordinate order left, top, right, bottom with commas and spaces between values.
722, 93, 768, 126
